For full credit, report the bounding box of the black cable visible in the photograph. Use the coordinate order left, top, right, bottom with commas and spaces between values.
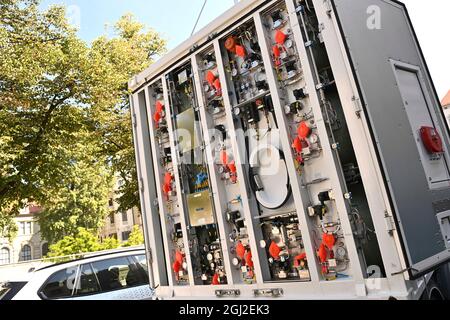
191, 0, 208, 36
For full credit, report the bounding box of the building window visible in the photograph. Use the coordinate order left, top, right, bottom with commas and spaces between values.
26, 222, 32, 235
121, 211, 128, 223
0, 248, 10, 265
109, 213, 115, 225
18, 222, 32, 235
19, 222, 25, 235
42, 243, 49, 257
20, 245, 32, 262
122, 231, 131, 242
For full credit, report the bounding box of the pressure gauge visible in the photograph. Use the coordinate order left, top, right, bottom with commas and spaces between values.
284, 105, 293, 115
309, 133, 319, 144
232, 258, 240, 266
229, 231, 237, 242
335, 246, 347, 261
218, 166, 225, 174
273, 19, 282, 29
205, 61, 215, 69
234, 107, 241, 116
232, 68, 238, 77
207, 253, 214, 261
204, 84, 210, 92
251, 60, 259, 68
260, 240, 267, 248
285, 39, 293, 49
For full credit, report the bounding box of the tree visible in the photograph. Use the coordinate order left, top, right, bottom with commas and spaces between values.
90, 14, 166, 213
0, 0, 110, 239
46, 227, 119, 260
123, 225, 144, 247
0, 1, 166, 240
38, 151, 113, 243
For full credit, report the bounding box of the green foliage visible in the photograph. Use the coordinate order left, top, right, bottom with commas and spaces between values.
90, 13, 166, 213
101, 236, 121, 250
0, 213, 17, 242
0, 0, 108, 239
38, 157, 113, 243
46, 227, 120, 260
0, 1, 166, 240
123, 225, 144, 247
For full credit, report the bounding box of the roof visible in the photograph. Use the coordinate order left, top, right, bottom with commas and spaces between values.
442, 90, 450, 107
35, 245, 145, 272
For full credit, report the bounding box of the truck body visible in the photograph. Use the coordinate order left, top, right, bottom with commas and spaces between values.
129, 0, 450, 299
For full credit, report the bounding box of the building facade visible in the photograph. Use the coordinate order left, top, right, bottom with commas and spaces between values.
0, 179, 143, 266
0, 205, 48, 266
99, 196, 143, 243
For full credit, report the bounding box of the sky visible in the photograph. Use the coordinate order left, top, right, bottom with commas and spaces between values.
39, 0, 449, 100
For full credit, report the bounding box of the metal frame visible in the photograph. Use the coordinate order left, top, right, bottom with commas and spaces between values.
325, 0, 450, 281
389, 59, 450, 190
253, 9, 321, 283
213, 34, 267, 284
282, 0, 364, 285
162, 74, 196, 286
131, 91, 166, 288
128, 0, 449, 299
310, 0, 411, 295
190, 51, 236, 284
388, 59, 450, 275
142, 80, 176, 287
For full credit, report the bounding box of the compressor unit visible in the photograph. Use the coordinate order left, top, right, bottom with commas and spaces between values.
129, 0, 450, 299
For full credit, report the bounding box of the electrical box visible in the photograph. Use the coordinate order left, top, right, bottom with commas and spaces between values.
130, 0, 450, 299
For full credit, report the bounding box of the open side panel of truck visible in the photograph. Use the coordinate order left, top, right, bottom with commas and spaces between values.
331, 0, 450, 279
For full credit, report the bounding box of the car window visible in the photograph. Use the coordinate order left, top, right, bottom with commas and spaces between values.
0, 283, 11, 300
0, 282, 28, 300
40, 267, 77, 300
74, 264, 100, 296
91, 256, 146, 292
134, 255, 147, 271
133, 255, 150, 281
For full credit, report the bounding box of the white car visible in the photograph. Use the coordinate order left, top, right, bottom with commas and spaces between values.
1, 246, 154, 300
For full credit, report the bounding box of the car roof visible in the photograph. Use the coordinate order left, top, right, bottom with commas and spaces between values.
35, 246, 145, 272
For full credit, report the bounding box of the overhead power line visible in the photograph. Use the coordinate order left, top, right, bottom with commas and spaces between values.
191, 0, 208, 36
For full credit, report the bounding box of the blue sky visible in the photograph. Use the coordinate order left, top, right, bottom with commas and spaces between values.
40, 0, 236, 50
39, 0, 449, 99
